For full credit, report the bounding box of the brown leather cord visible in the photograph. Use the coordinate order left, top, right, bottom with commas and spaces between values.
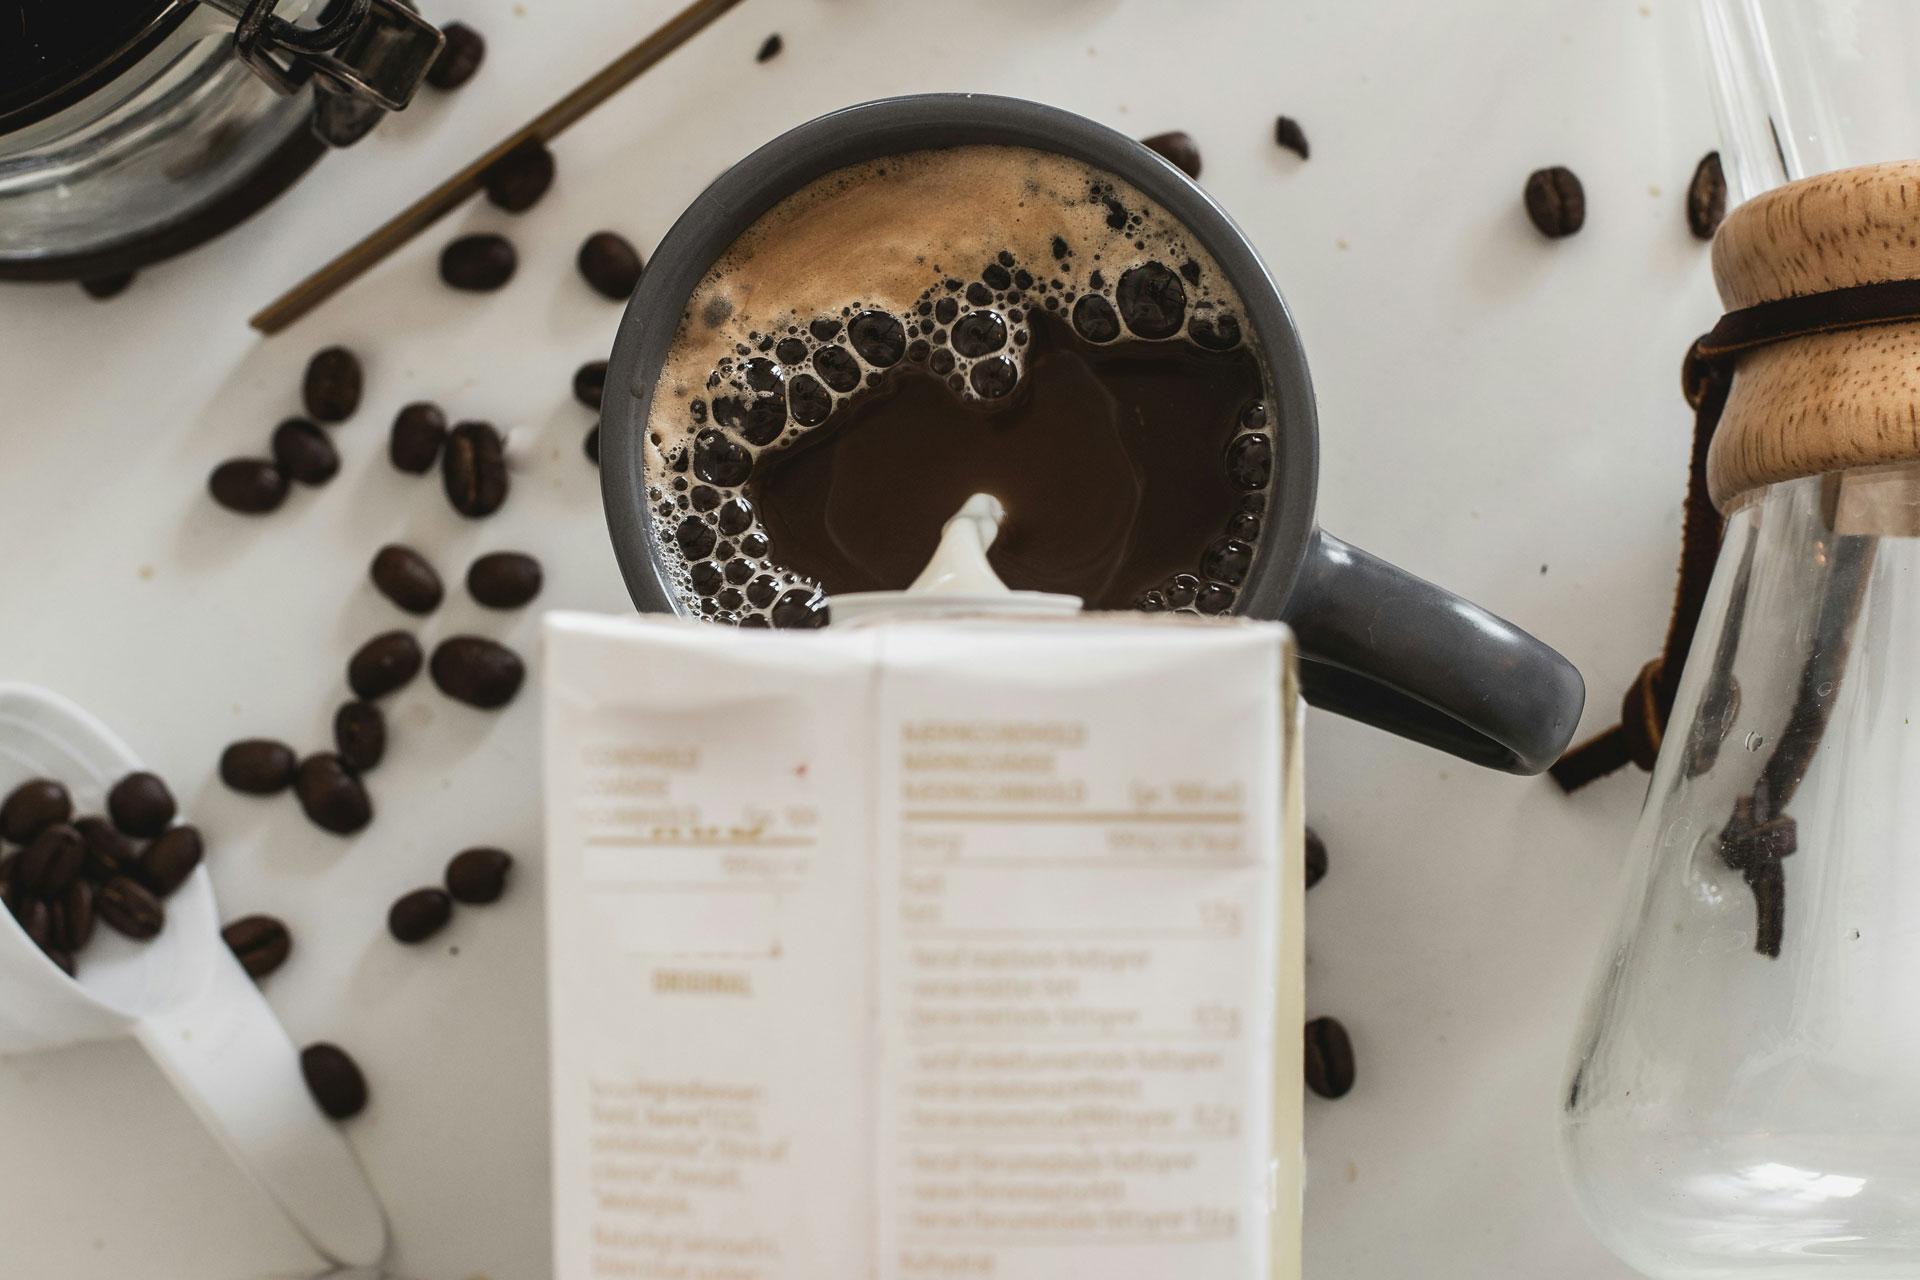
1550, 276, 1920, 792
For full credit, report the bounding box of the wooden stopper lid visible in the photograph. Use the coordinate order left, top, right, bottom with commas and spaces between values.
1707, 160, 1920, 507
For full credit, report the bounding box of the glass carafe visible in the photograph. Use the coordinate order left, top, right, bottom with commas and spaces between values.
1560, 1, 1920, 1274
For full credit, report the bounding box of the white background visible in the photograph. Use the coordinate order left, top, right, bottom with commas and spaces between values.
0, 0, 1719, 1276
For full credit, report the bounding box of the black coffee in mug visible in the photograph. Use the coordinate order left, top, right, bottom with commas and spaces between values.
644, 146, 1273, 625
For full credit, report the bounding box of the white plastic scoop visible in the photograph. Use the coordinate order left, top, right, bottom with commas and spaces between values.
827, 493, 1083, 623
0, 683, 387, 1270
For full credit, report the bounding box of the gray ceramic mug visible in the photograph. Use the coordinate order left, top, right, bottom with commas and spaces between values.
600, 94, 1585, 775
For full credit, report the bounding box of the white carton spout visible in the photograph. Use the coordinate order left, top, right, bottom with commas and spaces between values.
830, 492, 1082, 623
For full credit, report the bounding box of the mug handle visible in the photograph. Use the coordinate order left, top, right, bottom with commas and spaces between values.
1279, 529, 1586, 775
135, 946, 389, 1268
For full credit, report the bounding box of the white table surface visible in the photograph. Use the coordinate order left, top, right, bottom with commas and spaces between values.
0, 1, 1720, 1276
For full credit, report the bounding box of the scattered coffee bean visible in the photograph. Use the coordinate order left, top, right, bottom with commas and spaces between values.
1524, 166, 1586, 238
425, 20, 485, 89
483, 139, 555, 213
577, 231, 643, 300
467, 551, 542, 608
334, 701, 386, 774
1687, 150, 1726, 240
1305, 825, 1327, 889
756, 33, 782, 62
348, 631, 423, 701
139, 825, 202, 897
97, 875, 164, 940
584, 427, 599, 464
209, 458, 289, 514
220, 740, 297, 795
108, 771, 175, 838
370, 544, 443, 615
440, 233, 517, 291
269, 417, 340, 486
294, 754, 373, 835
300, 1043, 368, 1119
1274, 115, 1310, 160
16, 824, 83, 897
75, 817, 137, 882
1304, 1015, 1356, 1098
430, 636, 525, 709
81, 272, 134, 300
389, 402, 448, 473
445, 847, 513, 904
302, 346, 362, 423
56, 880, 93, 952
2, 779, 70, 843
223, 914, 292, 980
388, 887, 453, 944
1116, 262, 1186, 338
573, 360, 607, 409
444, 421, 509, 517
1140, 130, 1201, 180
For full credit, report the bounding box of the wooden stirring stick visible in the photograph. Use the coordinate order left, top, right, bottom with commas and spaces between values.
251, 0, 745, 334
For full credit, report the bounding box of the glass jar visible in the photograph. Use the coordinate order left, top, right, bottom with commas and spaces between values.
0, 0, 443, 282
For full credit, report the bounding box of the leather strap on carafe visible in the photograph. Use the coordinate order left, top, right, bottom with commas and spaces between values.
1552, 161, 1920, 792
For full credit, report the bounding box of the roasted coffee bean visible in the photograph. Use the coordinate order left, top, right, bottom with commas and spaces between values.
1304, 1015, 1355, 1098
370, 544, 443, 614
429, 637, 525, 709
388, 886, 453, 943
446, 847, 513, 904
294, 754, 372, 835
59, 880, 94, 951
1524, 166, 1586, 238
951, 309, 1007, 358
426, 20, 484, 88
389, 402, 448, 473
302, 346, 362, 422
1115, 261, 1186, 338
1227, 433, 1272, 490
847, 310, 906, 366
1305, 825, 1327, 889
787, 373, 831, 426
692, 429, 751, 486
811, 344, 861, 393
220, 740, 297, 795
334, 701, 386, 773
301, 1043, 368, 1119
755, 32, 782, 62
108, 771, 175, 838
483, 139, 554, 213
1071, 294, 1121, 343
41, 945, 75, 977
97, 875, 163, 940
969, 356, 1018, 399
584, 427, 599, 464
440, 233, 517, 291
16, 824, 83, 898
1274, 115, 1310, 160
1189, 309, 1242, 351
223, 914, 292, 979
444, 421, 509, 516
15, 896, 51, 948
76, 816, 137, 882
270, 418, 340, 486
209, 458, 289, 514
1140, 130, 1202, 179
467, 551, 542, 608
140, 825, 203, 897
81, 272, 135, 300
2, 778, 70, 844
578, 231, 643, 300
1687, 150, 1726, 240
348, 631, 423, 700
573, 360, 607, 410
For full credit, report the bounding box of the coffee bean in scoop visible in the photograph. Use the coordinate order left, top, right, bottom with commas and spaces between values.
440, 234, 517, 291
108, 772, 175, 838
389, 402, 448, 473
301, 1043, 368, 1119
1524, 166, 1585, 238
16, 824, 83, 897
1140, 130, 1201, 179
220, 740, 297, 795
577, 231, 643, 300
1274, 116, 1310, 160
1116, 262, 1186, 338
223, 914, 292, 979
139, 826, 202, 897
294, 755, 372, 835
75, 816, 136, 882
482, 139, 554, 213
302, 347, 362, 422
348, 631, 423, 700
573, 360, 607, 409
55, 881, 93, 951
271, 418, 339, 485
1071, 294, 1120, 343
425, 21, 485, 89
2, 778, 70, 843
370, 545, 443, 615
467, 552, 542, 608
430, 637, 525, 709
446, 847, 513, 904
209, 458, 289, 514
97, 876, 163, 940
444, 421, 509, 516
334, 701, 386, 773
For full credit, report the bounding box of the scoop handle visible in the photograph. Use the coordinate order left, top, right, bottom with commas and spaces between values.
134, 947, 388, 1268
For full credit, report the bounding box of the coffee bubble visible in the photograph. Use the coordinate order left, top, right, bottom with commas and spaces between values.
1071, 295, 1121, 343
1116, 262, 1186, 338
969, 356, 1018, 399
812, 345, 861, 393
848, 310, 907, 366
951, 310, 1008, 358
